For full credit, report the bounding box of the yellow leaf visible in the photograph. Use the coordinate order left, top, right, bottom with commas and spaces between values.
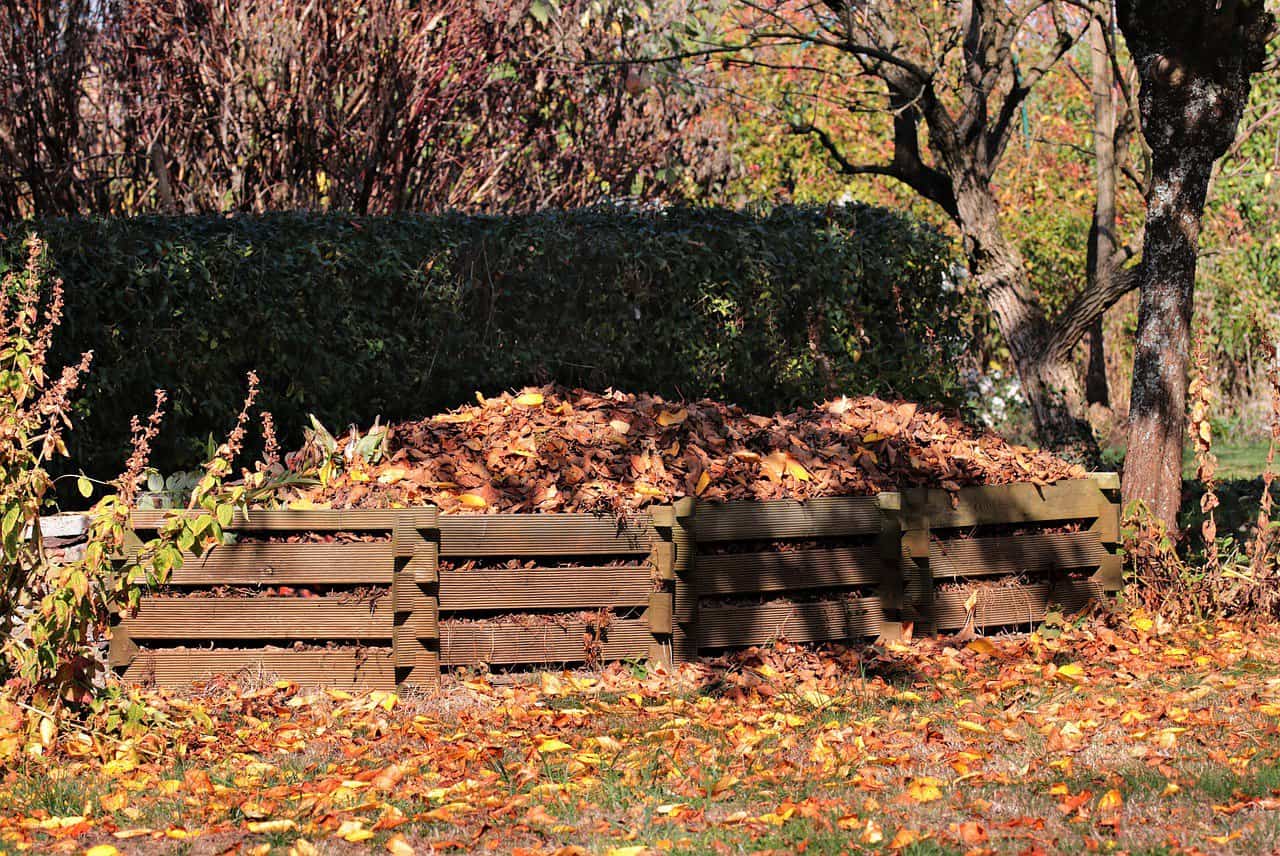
605, 848, 649, 856
85, 847, 121, 856
657, 409, 688, 426
957, 720, 988, 734
457, 493, 488, 508
905, 777, 944, 803
376, 467, 407, 484
288, 498, 331, 510
695, 471, 711, 495
634, 482, 665, 497
785, 457, 811, 481
537, 738, 573, 754
1055, 663, 1086, 684
966, 638, 997, 656
1098, 789, 1124, 812
432, 411, 475, 424
337, 819, 373, 842
514, 391, 544, 407
385, 834, 416, 856
248, 820, 297, 834
860, 819, 884, 844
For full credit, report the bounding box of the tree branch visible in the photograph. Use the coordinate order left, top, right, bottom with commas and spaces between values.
1045, 261, 1141, 363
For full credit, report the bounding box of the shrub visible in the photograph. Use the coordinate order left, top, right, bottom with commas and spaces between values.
1, 205, 964, 480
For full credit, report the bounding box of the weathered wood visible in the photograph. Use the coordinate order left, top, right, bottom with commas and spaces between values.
696, 546, 881, 596
108, 628, 137, 668
930, 580, 1104, 630
130, 508, 437, 532
438, 566, 652, 610
905, 480, 1112, 530
651, 542, 675, 580
694, 496, 882, 543
929, 531, 1105, 579
437, 514, 655, 556
438, 617, 650, 666
648, 592, 673, 633
698, 597, 884, 648
167, 543, 393, 585
121, 648, 397, 690
664, 502, 698, 664
120, 597, 393, 640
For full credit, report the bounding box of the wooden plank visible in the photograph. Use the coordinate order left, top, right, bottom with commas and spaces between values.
698, 597, 884, 648
929, 531, 1105, 579
909, 480, 1111, 530
696, 545, 881, 596
166, 543, 393, 585
694, 496, 882, 543
121, 648, 396, 690
438, 566, 652, 610
121, 597, 392, 640
437, 514, 655, 556
131, 508, 436, 532
439, 617, 650, 666
929, 580, 1105, 630
108, 628, 137, 668
648, 592, 673, 633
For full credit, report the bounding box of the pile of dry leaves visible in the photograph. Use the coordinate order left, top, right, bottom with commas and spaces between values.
275, 386, 1084, 514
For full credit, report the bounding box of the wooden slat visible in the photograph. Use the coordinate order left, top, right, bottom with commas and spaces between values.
438, 566, 652, 610
166, 543, 393, 585
121, 597, 392, 640
437, 515, 655, 556
929, 531, 1105, 579
930, 580, 1105, 630
698, 597, 884, 648
131, 508, 436, 532
439, 617, 650, 666
908, 480, 1110, 530
697, 545, 882, 596
694, 496, 882, 543
121, 648, 396, 690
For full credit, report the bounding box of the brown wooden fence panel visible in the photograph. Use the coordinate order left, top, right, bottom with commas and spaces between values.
113, 475, 1121, 690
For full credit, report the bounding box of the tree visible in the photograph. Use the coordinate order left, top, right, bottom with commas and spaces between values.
630, 1, 1147, 458
1117, 0, 1275, 527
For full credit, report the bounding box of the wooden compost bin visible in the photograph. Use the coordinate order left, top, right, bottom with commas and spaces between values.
111, 475, 1120, 690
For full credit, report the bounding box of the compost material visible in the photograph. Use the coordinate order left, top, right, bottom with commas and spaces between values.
278, 386, 1084, 514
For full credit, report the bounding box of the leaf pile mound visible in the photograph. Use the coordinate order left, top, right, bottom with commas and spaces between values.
279, 386, 1085, 514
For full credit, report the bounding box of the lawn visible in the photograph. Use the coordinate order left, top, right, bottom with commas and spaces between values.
5, 612, 1280, 854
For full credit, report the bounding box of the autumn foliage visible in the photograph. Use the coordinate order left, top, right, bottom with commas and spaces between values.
278, 386, 1085, 515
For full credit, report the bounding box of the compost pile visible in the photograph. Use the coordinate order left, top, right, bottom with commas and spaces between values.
276, 386, 1085, 514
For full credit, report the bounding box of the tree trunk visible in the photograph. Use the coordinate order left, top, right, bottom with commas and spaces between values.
954, 177, 1098, 461
1117, 0, 1274, 529
1085, 16, 1117, 409
1121, 149, 1212, 526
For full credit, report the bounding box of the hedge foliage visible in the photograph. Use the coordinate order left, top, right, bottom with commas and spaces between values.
1, 206, 963, 479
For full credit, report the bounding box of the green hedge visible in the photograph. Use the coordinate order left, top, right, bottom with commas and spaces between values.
2, 206, 963, 479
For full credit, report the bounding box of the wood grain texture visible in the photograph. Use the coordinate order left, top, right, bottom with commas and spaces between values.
437, 514, 655, 556
438, 566, 652, 610
438, 617, 650, 665
694, 497, 882, 543
929, 531, 1105, 579
121, 597, 392, 640
120, 648, 396, 689
698, 597, 884, 648
167, 543, 393, 585
131, 508, 436, 531
696, 545, 881, 596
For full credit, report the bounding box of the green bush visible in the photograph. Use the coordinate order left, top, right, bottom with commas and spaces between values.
1, 206, 963, 480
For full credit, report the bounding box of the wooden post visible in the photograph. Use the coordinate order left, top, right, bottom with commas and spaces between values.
393, 509, 440, 690
652, 498, 697, 664
1088, 472, 1124, 591
898, 488, 931, 634
875, 492, 906, 641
